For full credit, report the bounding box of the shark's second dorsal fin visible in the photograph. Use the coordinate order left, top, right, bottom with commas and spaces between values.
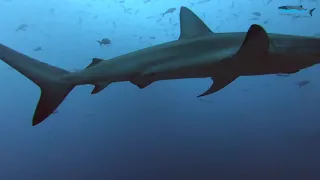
84, 58, 110, 94
237, 24, 269, 58
86, 58, 103, 69
178, 6, 213, 40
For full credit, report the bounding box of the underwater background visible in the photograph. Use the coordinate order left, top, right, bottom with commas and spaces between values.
0, 0, 320, 179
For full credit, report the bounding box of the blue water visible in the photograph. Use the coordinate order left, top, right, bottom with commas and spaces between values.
0, 0, 320, 179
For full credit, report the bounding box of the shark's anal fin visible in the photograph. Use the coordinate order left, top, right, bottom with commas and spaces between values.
91, 82, 111, 94
198, 76, 237, 97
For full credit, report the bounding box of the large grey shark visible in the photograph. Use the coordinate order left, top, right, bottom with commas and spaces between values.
60, 6, 320, 96
0, 6, 320, 126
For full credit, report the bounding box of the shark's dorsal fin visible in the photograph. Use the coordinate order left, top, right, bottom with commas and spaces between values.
237, 24, 269, 57
84, 58, 110, 94
178, 6, 213, 40
86, 58, 103, 69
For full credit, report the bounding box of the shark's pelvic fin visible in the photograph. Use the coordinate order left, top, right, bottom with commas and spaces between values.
198, 24, 269, 97
130, 78, 154, 89
0, 43, 75, 126
178, 6, 213, 40
198, 76, 237, 97
85, 58, 111, 94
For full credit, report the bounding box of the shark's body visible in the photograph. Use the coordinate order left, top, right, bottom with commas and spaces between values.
0, 6, 319, 126
61, 7, 320, 96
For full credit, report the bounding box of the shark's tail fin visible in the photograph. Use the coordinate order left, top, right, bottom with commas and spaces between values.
309, 8, 316, 16
0, 43, 75, 126
97, 40, 102, 46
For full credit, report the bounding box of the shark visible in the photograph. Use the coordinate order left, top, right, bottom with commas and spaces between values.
60, 7, 320, 95
0, 6, 320, 126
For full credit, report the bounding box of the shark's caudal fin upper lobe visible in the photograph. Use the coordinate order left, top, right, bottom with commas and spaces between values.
309, 8, 316, 16
0, 43, 75, 126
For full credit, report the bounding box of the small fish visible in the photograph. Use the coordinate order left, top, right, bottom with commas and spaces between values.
149, 36, 156, 39
278, 5, 316, 16
16, 24, 28, 32
198, 97, 213, 104
195, 0, 211, 4
97, 38, 111, 46
78, 17, 82, 24
297, 80, 310, 87
229, 2, 234, 8
121, 5, 132, 14
264, 0, 272, 5
33, 46, 42, 51
160, 8, 176, 17
249, 17, 260, 20
252, 12, 261, 16
49, 8, 55, 15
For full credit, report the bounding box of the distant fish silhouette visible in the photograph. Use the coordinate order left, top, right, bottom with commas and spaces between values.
16, 24, 28, 32
160, 8, 176, 17
97, 38, 111, 46
278, 5, 316, 16
33, 46, 42, 51
297, 80, 310, 87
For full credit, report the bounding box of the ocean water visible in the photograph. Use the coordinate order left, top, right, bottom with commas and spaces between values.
0, 0, 320, 179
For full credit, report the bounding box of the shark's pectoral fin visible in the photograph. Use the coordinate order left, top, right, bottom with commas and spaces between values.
198, 76, 237, 97
86, 58, 104, 69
